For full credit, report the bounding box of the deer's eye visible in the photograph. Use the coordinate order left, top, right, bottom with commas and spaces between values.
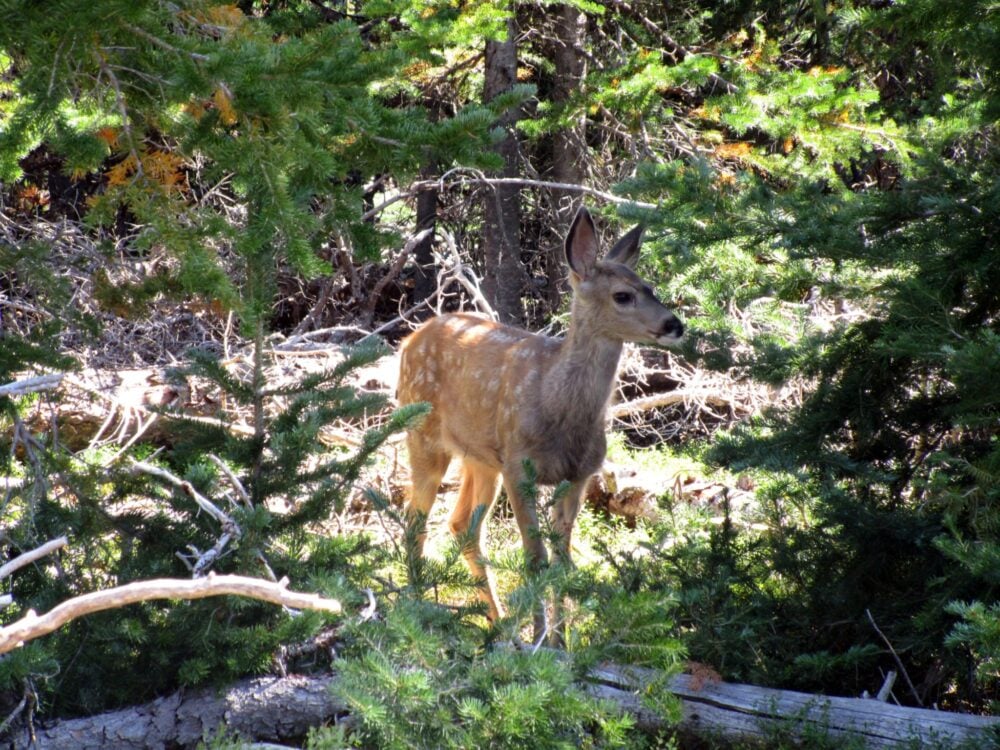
612, 291, 634, 305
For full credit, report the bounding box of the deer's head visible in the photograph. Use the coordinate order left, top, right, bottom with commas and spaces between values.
565, 207, 684, 347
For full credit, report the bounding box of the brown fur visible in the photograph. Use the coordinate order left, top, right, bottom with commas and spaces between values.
397, 208, 683, 630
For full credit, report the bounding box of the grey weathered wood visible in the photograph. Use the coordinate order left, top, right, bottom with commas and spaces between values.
10, 662, 998, 748
11, 675, 344, 749
589, 663, 1000, 748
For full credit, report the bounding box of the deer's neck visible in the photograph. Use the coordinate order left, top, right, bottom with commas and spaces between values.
543, 310, 623, 428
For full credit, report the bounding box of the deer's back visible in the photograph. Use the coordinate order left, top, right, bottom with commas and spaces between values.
399, 313, 609, 483
398, 314, 543, 469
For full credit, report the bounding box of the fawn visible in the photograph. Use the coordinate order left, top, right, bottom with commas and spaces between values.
397, 207, 684, 633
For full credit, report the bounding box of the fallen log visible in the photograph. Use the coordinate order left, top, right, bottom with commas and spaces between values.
589, 663, 1000, 748
12, 674, 344, 749
12, 663, 998, 748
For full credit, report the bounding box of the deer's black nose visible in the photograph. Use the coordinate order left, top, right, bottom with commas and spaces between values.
661, 316, 684, 339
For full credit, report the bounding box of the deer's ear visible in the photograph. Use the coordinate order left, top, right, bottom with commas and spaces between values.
565, 207, 599, 280
604, 224, 644, 270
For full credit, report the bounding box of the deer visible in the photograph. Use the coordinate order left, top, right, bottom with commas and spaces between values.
396, 206, 684, 637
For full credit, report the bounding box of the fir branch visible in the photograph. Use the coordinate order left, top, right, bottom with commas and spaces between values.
122, 23, 210, 62
601, 0, 738, 94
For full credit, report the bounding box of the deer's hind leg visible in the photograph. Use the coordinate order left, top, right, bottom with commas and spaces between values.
405, 433, 451, 558
449, 459, 503, 621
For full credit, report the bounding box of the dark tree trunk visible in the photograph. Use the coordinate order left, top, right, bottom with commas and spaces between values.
482, 15, 525, 325
412, 165, 439, 307
547, 4, 588, 304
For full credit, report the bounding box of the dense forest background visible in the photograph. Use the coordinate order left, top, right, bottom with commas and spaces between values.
1, 0, 999, 747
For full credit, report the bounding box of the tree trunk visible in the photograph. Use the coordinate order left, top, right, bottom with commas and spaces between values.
412, 165, 440, 307
14, 664, 1000, 748
547, 3, 588, 304
482, 15, 525, 325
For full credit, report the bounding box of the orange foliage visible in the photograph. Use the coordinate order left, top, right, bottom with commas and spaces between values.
204, 3, 246, 28
184, 99, 207, 121
714, 141, 753, 160
212, 86, 238, 126
106, 153, 139, 187
95, 126, 120, 148
142, 149, 187, 190
14, 185, 50, 212
685, 661, 723, 691
104, 148, 187, 193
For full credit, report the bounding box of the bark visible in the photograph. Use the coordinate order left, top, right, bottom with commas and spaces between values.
588, 663, 1000, 748
14, 664, 1000, 749
412, 164, 440, 306
548, 3, 588, 303
482, 15, 525, 325
11, 675, 343, 749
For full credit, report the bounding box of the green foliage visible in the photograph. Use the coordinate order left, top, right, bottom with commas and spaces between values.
594, 0, 1000, 709
5, 0, 1000, 740
311, 583, 645, 750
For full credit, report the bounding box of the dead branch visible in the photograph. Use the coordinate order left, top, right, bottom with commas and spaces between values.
130, 460, 235, 528
0, 537, 68, 581
361, 173, 656, 222
363, 228, 433, 323
0, 573, 342, 654
608, 389, 736, 419
0, 374, 64, 397
867, 608, 923, 707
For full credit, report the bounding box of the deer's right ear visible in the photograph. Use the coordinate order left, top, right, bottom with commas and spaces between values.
565, 207, 599, 280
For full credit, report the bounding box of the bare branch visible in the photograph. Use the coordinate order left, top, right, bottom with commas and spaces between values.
867, 608, 923, 707
363, 229, 434, 321
130, 460, 235, 527
361, 175, 656, 222
608, 389, 737, 419
0, 537, 68, 580
0, 574, 342, 654
0, 374, 64, 397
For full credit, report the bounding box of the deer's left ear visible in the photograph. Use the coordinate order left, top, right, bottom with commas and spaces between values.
565, 207, 600, 280
604, 224, 644, 270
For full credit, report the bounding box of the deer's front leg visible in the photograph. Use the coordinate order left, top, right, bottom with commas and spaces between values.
549, 478, 589, 646
552, 478, 588, 566
502, 463, 549, 641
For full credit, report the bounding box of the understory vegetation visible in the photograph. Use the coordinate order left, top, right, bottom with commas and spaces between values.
2, 0, 999, 747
